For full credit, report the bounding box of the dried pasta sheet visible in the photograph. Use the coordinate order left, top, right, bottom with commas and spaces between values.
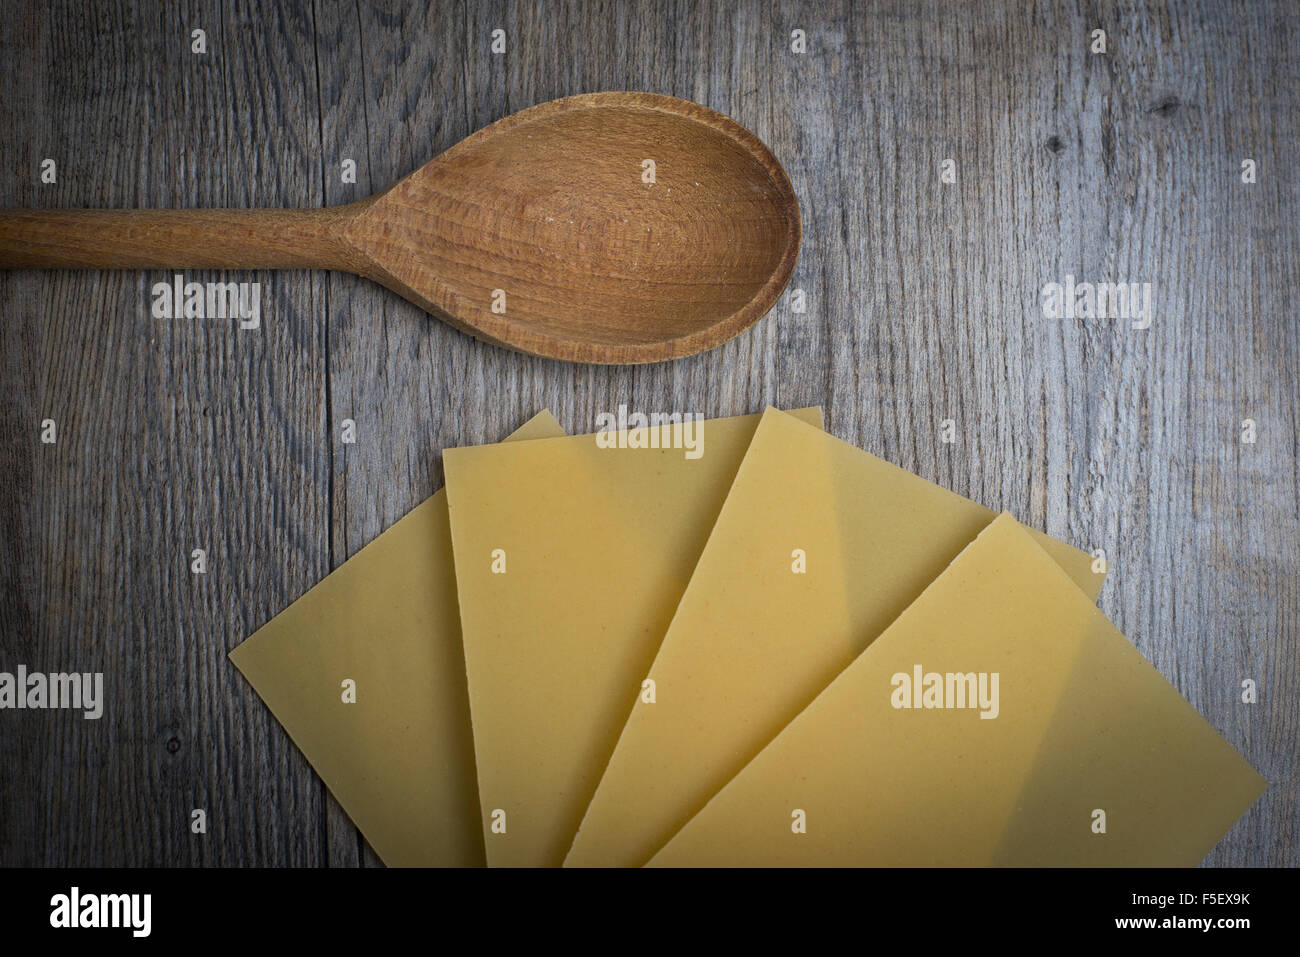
650, 514, 1265, 866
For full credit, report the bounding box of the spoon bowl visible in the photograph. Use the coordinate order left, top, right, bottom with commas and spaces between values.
348, 92, 801, 362
0, 92, 800, 364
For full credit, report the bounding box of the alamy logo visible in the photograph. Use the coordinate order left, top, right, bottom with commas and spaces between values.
0, 666, 103, 719
595, 404, 704, 460
50, 887, 151, 937
151, 274, 261, 329
1041, 274, 1153, 329
890, 664, 1000, 719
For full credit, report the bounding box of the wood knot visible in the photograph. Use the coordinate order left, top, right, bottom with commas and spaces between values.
1149, 96, 1181, 118
1045, 135, 1065, 154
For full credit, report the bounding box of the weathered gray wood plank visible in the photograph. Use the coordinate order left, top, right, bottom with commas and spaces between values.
0, 0, 330, 865
0, 0, 1294, 866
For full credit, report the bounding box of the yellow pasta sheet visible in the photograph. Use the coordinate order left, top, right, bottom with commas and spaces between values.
650, 514, 1265, 866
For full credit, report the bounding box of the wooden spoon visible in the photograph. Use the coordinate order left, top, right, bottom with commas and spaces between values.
0, 92, 799, 364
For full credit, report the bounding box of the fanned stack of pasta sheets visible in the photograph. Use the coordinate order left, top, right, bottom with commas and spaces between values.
232, 407, 1265, 867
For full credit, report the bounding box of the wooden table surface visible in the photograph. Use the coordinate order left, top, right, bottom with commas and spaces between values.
0, 0, 1294, 867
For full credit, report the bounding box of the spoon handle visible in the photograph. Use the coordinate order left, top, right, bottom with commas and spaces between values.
0, 206, 363, 271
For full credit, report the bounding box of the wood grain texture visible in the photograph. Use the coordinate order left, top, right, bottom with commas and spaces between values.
341, 91, 800, 362
0, 0, 1295, 867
